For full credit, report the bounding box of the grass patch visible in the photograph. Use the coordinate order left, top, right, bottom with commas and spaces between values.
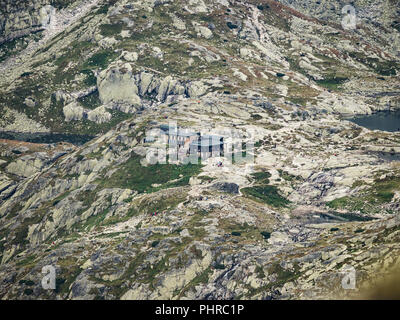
77, 90, 102, 109
251, 171, 271, 184
349, 52, 399, 76
16, 255, 37, 267
316, 77, 348, 90
134, 189, 188, 216
326, 175, 400, 214
99, 23, 123, 37
241, 185, 290, 208
278, 169, 301, 182
82, 49, 119, 71
101, 153, 202, 194
269, 262, 300, 283
54, 264, 82, 296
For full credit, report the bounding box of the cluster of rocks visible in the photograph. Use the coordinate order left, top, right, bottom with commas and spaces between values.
61, 62, 209, 123
97, 63, 209, 105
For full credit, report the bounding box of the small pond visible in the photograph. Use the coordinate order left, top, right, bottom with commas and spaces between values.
0, 131, 95, 146
347, 110, 400, 132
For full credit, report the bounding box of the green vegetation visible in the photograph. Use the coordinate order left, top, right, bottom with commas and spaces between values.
251, 171, 272, 184
55, 257, 82, 296
260, 231, 271, 239
116, 235, 201, 295
278, 169, 302, 182
316, 77, 348, 90
326, 209, 375, 222
50, 0, 76, 9
95, 0, 120, 14
24, 289, 33, 295
6, 203, 23, 220
151, 240, 160, 247
241, 186, 290, 208
11, 226, 29, 246
218, 220, 267, 243
0, 32, 125, 136
77, 90, 102, 109
269, 262, 300, 284
16, 255, 37, 267
101, 153, 202, 193
255, 265, 266, 278
214, 263, 226, 270
100, 23, 123, 37
81, 69, 97, 86
349, 52, 399, 76
241, 171, 290, 208
76, 188, 99, 209
80, 208, 110, 231
46, 94, 132, 136
83, 50, 119, 70
326, 175, 400, 214
133, 191, 188, 216
52, 191, 71, 206
189, 245, 203, 259
197, 175, 216, 182
19, 279, 35, 286
373, 224, 400, 244
0, 34, 39, 63
246, 262, 300, 298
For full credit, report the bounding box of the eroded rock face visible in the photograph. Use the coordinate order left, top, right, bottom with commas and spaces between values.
87, 106, 112, 123
5, 151, 66, 178
0, 0, 48, 42
0, 0, 75, 43
96, 64, 208, 109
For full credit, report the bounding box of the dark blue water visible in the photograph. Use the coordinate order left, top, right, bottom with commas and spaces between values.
0, 131, 95, 146
347, 110, 400, 132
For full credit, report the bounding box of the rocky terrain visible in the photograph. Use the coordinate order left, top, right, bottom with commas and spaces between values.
0, 0, 399, 300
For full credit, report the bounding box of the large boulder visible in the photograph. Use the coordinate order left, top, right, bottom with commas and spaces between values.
63, 102, 86, 121
186, 81, 207, 98
211, 182, 239, 194
193, 23, 213, 39
97, 64, 141, 106
87, 106, 112, 124
157, 76, 185, 101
